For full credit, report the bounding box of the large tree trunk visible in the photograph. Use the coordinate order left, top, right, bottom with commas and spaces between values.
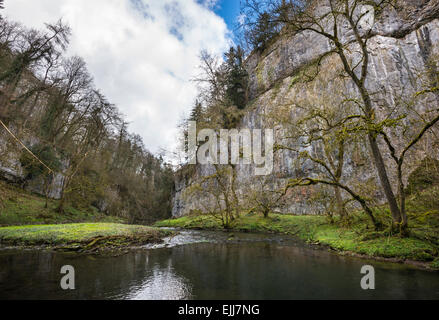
368, 132, 402, 230
334, 187, 347, 219
335, 31, 404, 231
333, 141, 348, 219
397, 163, 409, 236
57, 177, 68, 213
57, 194, 65, 213
358, 82, 402, 230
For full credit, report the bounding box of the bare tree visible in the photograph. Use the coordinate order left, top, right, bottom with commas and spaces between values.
241, 0, 439, 234
185, 164, 240, 229
0, 19, 70, 120
273, 89, 381, 228
245, 175, 285, 218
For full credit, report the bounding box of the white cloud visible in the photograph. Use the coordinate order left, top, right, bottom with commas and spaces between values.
4, 0, 231, 156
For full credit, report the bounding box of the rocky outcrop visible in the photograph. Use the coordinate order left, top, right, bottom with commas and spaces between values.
372, 0, 439, 38
175, 1, 439, 217
0, 130, 66, 199
173, 0, 439, 216
246, 0, 439, 100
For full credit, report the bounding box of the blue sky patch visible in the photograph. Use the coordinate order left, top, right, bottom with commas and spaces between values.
214, 0, 241, 33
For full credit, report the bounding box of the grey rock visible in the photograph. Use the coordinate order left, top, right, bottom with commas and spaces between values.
172, 1, 439, 217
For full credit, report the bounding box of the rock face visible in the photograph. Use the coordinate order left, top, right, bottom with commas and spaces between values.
172, 1, 439, 217
245, 0, 439, 100
0, 130, 66, 199
172, 0, 439, 217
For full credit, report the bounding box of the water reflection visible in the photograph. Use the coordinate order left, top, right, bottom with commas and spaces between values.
0, 231, 438, 300
120, 255, 192, 300
123, 265, 191, 300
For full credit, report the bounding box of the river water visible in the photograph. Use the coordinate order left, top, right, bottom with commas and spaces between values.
0, 230, 438, 300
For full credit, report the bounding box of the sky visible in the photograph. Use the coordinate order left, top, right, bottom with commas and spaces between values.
4, 0, 241, 159
213, 1, 241, 35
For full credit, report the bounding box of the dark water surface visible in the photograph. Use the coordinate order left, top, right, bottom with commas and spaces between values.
0, 230, 438, 300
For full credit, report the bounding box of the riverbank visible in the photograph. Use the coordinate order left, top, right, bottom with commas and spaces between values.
155, 214, 439, 270
0, 223, 174, 254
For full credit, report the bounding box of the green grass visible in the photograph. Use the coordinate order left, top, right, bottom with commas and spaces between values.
155, 213, 439, 268
0, 181, 125, 226
0, 182, 174, 253
0, 223, 173, 252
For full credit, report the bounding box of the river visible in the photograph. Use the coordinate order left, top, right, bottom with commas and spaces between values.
0, 230, 438, 299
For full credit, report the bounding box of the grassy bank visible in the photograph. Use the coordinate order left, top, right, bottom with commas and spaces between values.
155, 213, 439, 269
0, 181, 125, 226
0, 182, 175, 254
0, 223, 173, 254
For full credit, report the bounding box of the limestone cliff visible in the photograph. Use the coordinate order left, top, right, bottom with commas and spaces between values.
172, 0, 439, 217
